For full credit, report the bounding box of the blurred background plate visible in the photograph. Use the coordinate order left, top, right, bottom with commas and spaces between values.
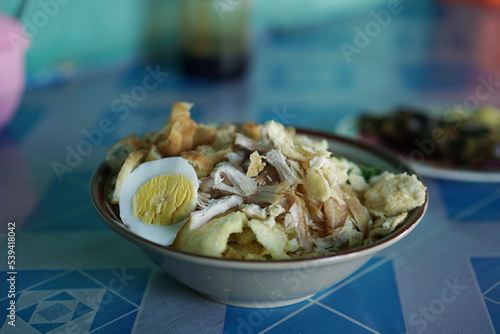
335, 112, 500, 182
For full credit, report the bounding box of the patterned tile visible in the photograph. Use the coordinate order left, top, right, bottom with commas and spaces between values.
224, 301, 310, 334
83, 268, 151, 306
271, 303, 373, 334
34, 302, 73, 322
470, 257, 500, 333
484, 299, 500, 334
317, 260, 405, 333
0, 269, 151, 334
223, 258, 401, 333
92, 310, 138, 334
436, 180, 500, 222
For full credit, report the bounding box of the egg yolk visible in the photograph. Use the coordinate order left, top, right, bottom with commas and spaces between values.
132, 174, 195, 226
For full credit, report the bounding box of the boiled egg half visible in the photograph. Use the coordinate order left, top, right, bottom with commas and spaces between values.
119, 157, 198, 246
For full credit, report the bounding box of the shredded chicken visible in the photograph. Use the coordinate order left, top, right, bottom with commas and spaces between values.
341, 184, 370, 236
323, 197, 348, 233
283, 192, 312, 252
212, 163, 257, 197
189, 195, 244, 230
265, 149, 300, 184
226, 151, 245, 168
240, 204, 267, 220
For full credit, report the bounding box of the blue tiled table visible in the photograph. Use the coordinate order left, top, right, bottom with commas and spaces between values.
1, 2, 500, 333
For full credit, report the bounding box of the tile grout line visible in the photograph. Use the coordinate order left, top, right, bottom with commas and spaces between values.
482, 280, 500, 297
484, 296, 500, 306
450, 188, 500, 222
78, 269, 140, 308
258, 257, 390, 334
465, 256, 497, 334
314, 257, 392, 303
256, 237, 446, 334
313, 300, 381, 334
257, 301, 316, 334
88, 308, 138, 333
130, 268, 155, 334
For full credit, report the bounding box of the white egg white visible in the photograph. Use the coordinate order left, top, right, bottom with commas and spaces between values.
119, 157, 198, 246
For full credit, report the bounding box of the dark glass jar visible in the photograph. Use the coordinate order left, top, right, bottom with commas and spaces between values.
180, 0, 250, 79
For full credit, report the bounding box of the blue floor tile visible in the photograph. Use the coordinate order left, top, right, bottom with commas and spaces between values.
83, 268, 152, 306
485, 284, 500, 304
46, 291, 75, 301
31, 322, 67, 333
1, 268, 148, 333
436, 180, 500, 222
318, 260, 405, 333
30, 271, 101, 290
312, 257, 384, 300
224, 301, 309, 334
89, 290, 137, 332
271, 303, 372, 333
17, 304, 37, 323
470, 258, 500, 293
92, 310, 138, 334
485, 299, 500, 334
471, 257, 500, 334
37, 302, 72, 321
0, 270, 65, 292
224, 258, 387, 334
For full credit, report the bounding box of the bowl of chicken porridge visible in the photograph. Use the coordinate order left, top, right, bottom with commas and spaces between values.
90, 102, 428, 308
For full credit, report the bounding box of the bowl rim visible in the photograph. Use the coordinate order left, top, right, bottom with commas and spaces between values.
90, 127, 428, 268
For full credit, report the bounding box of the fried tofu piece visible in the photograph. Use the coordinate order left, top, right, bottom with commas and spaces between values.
212, 124, 237, 150
240, 121, 262, 141
157, 102, 198, 156
180, 151, 215, 178
194, 124, 217, 147
196, 145, 233, 164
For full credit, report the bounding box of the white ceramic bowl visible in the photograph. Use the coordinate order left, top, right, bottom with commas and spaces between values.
90, 129, 428, 308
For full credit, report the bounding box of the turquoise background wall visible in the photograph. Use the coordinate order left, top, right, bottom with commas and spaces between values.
0, 0, 387, 85
1, 0, 181, 85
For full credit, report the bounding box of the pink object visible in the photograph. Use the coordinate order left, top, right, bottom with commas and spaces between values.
0, 12, 30, 130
